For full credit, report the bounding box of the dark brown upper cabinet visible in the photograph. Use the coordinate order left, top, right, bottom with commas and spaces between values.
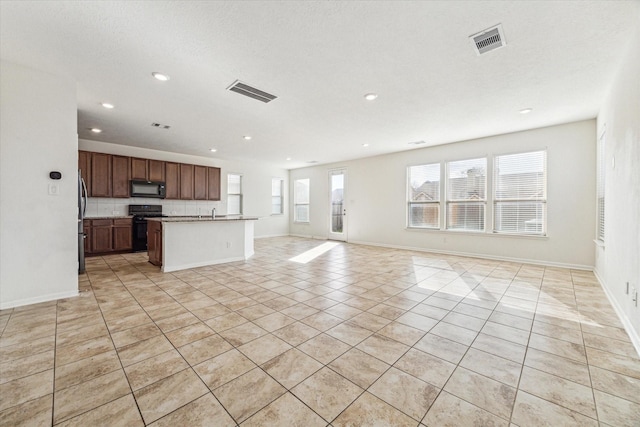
78, 150, 92, 197
111, 155, 130, 198
165, 162, 180, 199
194, 165, 208, 200
148, 159, 165, 182
130, 158, 148, 181
207, 167, 221, 201
90, 153, 111, 197
180, 164, 194, 200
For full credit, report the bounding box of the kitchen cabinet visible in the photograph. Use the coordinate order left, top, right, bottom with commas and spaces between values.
112, 218, 133, 251
194, 165, 208, 200
180, 163, 194, 200
112, 155, 130, 198
207, 167, 221, 201
78, 151, 92, 197
165, 162, 180, 199
148, 160, 165, 182
147, 220, 162, 266
91, 219, 113, 253
83, 222, 92, 254
91, 153, 112, 197
130, 158, 148, 180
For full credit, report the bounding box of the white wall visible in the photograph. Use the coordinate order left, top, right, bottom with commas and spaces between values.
78, 140, 289, 238
0, 60, 79, 309
291, 120, 596, 269
595, 15, 640, 351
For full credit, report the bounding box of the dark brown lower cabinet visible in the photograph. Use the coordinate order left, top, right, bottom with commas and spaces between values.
91, 220, 113, 253
112, 219, 133, 251
87, 218, 132, 255
83, 223, 92, 254
147, 220, 162, 266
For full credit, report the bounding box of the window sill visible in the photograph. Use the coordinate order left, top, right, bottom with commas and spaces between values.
405, 227, 549, 240
294, 221, 310, 224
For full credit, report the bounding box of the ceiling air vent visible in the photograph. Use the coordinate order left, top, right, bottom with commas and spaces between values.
151, 122, 171, 129
227, 80, 277, 103
470, 24, 506, 55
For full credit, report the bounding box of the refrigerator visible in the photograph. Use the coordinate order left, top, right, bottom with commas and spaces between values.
78, 170, 87, 273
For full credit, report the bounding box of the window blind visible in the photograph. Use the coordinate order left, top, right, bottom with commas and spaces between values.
294, 178, 310, 222
227, 173, 242, 215
271, 178, 283, 215
493, 150, 546, 235
408, 163, 440, 228
597, 134, 605, 242
446, 158, 486, 231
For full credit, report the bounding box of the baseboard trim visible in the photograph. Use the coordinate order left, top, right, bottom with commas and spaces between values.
162, 256, 249, 273
0, 289, 79, 310
347, 239, 594, 271
289, 233, 328, 240
593, 269, 640, 357
255, 234, 290, 239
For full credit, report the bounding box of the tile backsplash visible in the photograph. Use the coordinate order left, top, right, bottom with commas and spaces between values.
86, 197, 224, 217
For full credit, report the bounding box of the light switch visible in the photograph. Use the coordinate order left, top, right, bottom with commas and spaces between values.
48, 183, 59, 195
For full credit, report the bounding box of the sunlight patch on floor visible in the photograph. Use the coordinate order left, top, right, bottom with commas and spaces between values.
289, 242, 340, 264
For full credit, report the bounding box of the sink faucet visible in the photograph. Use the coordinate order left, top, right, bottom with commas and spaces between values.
212, 208, 216, 219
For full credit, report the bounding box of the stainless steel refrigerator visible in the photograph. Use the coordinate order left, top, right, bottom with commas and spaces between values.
78, 170, 87, 273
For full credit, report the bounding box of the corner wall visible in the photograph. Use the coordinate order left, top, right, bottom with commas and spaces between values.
0, 60, 79, 309
595, 11, 640, 352
290, 120, 596, 269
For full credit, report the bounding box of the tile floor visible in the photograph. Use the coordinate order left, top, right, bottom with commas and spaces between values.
1, 237, 639, 426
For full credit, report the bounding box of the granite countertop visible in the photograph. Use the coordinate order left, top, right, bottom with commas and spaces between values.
85, 215, 133, 219
148, 215, 259, 222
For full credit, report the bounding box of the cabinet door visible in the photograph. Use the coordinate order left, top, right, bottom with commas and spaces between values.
148, 160, 165, 182
83, 222, 92, 254
78, 151, 92, 197
111, 155, 130, 198
147, 220, 162, 266
165, 162, 180, 199
131, 158, 148, 180
91, 220, 113, 252
194, 165, 208, 200
207, 167, 221, 201
91, 153, 111, 197
180, 164, 194, 200
112, 219, 132, 251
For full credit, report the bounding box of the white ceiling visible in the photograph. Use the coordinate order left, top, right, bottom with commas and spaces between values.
1, 1, 637, 169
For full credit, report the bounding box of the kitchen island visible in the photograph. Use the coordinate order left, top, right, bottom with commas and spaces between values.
147, 216, 258, 272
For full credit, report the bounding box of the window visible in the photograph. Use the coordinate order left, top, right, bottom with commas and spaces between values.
271, 178, 283, 215
446, 158, 486, 231
408, 163, 440, 228
596, 133, 605, 242
294, 178, 310, 222
493, 150, 546, 235
227, 173, 242, 215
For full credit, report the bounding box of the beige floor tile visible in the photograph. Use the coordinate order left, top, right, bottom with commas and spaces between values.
333, 392, 416, 426
292, 367, 363, 422
213, 367, 285, 423
528, 333, 586, 363
423, 391, 509, 427
593, 389, 640, 427
193, 349, 256, 389
190, 303, 233, 321
442, 311, 486, 332
586, 347, 640, 379
532, 320, 583, 345
218, 322, 268, 347
124, 349, 189, 390
279, 303, 319, 320
177, 334, 233, 365
396, 312, 439, 332
301, 311, 343, 331
262, 348, 323, 389
377, 321, 426, 346
54, 349, 121, 391
583, 332, 639, 358
236, 304, 276, 321
134, 368, 208, 424
524, 347, 590, 386
109, 323, 161, 349
0, 335, 54, 364
460, 348, 521, 387
369, 367, 439, 421
55, 335, 114, 366
272, 321, 321, 346
56, 321, 109, 348
0, 393, 51, 426
471, 333, 527, 364
165, 322, 214, 347
347, 312, 393, 332
488, 311, 533, 331
298, 333, 351, 364
394, 348, 455, 388
520, 366, 597, 418
356, 333, 410, 365
242, 392, 325, 427
325, 303, 363, 320
444, 367, 516, 420
329, 348, 390, 389
53, 369, 130, 424
237, 334, 292, 365
54, 393, 143, 427
148, 393, 235, 427
117, 335, 174, 367
367, 303, 407, 320
155, 312, 200, 333
0, 349, 53, 384
590, 365, 640, 404
414, 332, 468, 364
253, 312, 296, 332
205, 312, 248, 332
326, 322, 373, 346
511, 390, 597, 427
430, 322, 478, 346
481, 321, 530, 346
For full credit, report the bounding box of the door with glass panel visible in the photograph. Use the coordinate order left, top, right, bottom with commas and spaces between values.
328, 169, 347, 241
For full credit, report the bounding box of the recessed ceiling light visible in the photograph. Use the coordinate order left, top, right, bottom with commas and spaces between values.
243, 135, 252, 140
286, 157, 291, 161
101, 103, 114, 109
90, 128, 102, 133
152, 72, 170, 81
519, 108, 533, 114
210, 148, 217, 152
362, 143, 370, 147
364, 93, 378, 101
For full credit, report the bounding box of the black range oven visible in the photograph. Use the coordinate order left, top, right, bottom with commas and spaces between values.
128, 204, 166, 252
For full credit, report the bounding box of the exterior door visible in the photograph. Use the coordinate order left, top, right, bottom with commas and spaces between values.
329, 169, 347, 241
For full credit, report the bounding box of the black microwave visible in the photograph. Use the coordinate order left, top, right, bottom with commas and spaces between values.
130, 180, 166, 198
